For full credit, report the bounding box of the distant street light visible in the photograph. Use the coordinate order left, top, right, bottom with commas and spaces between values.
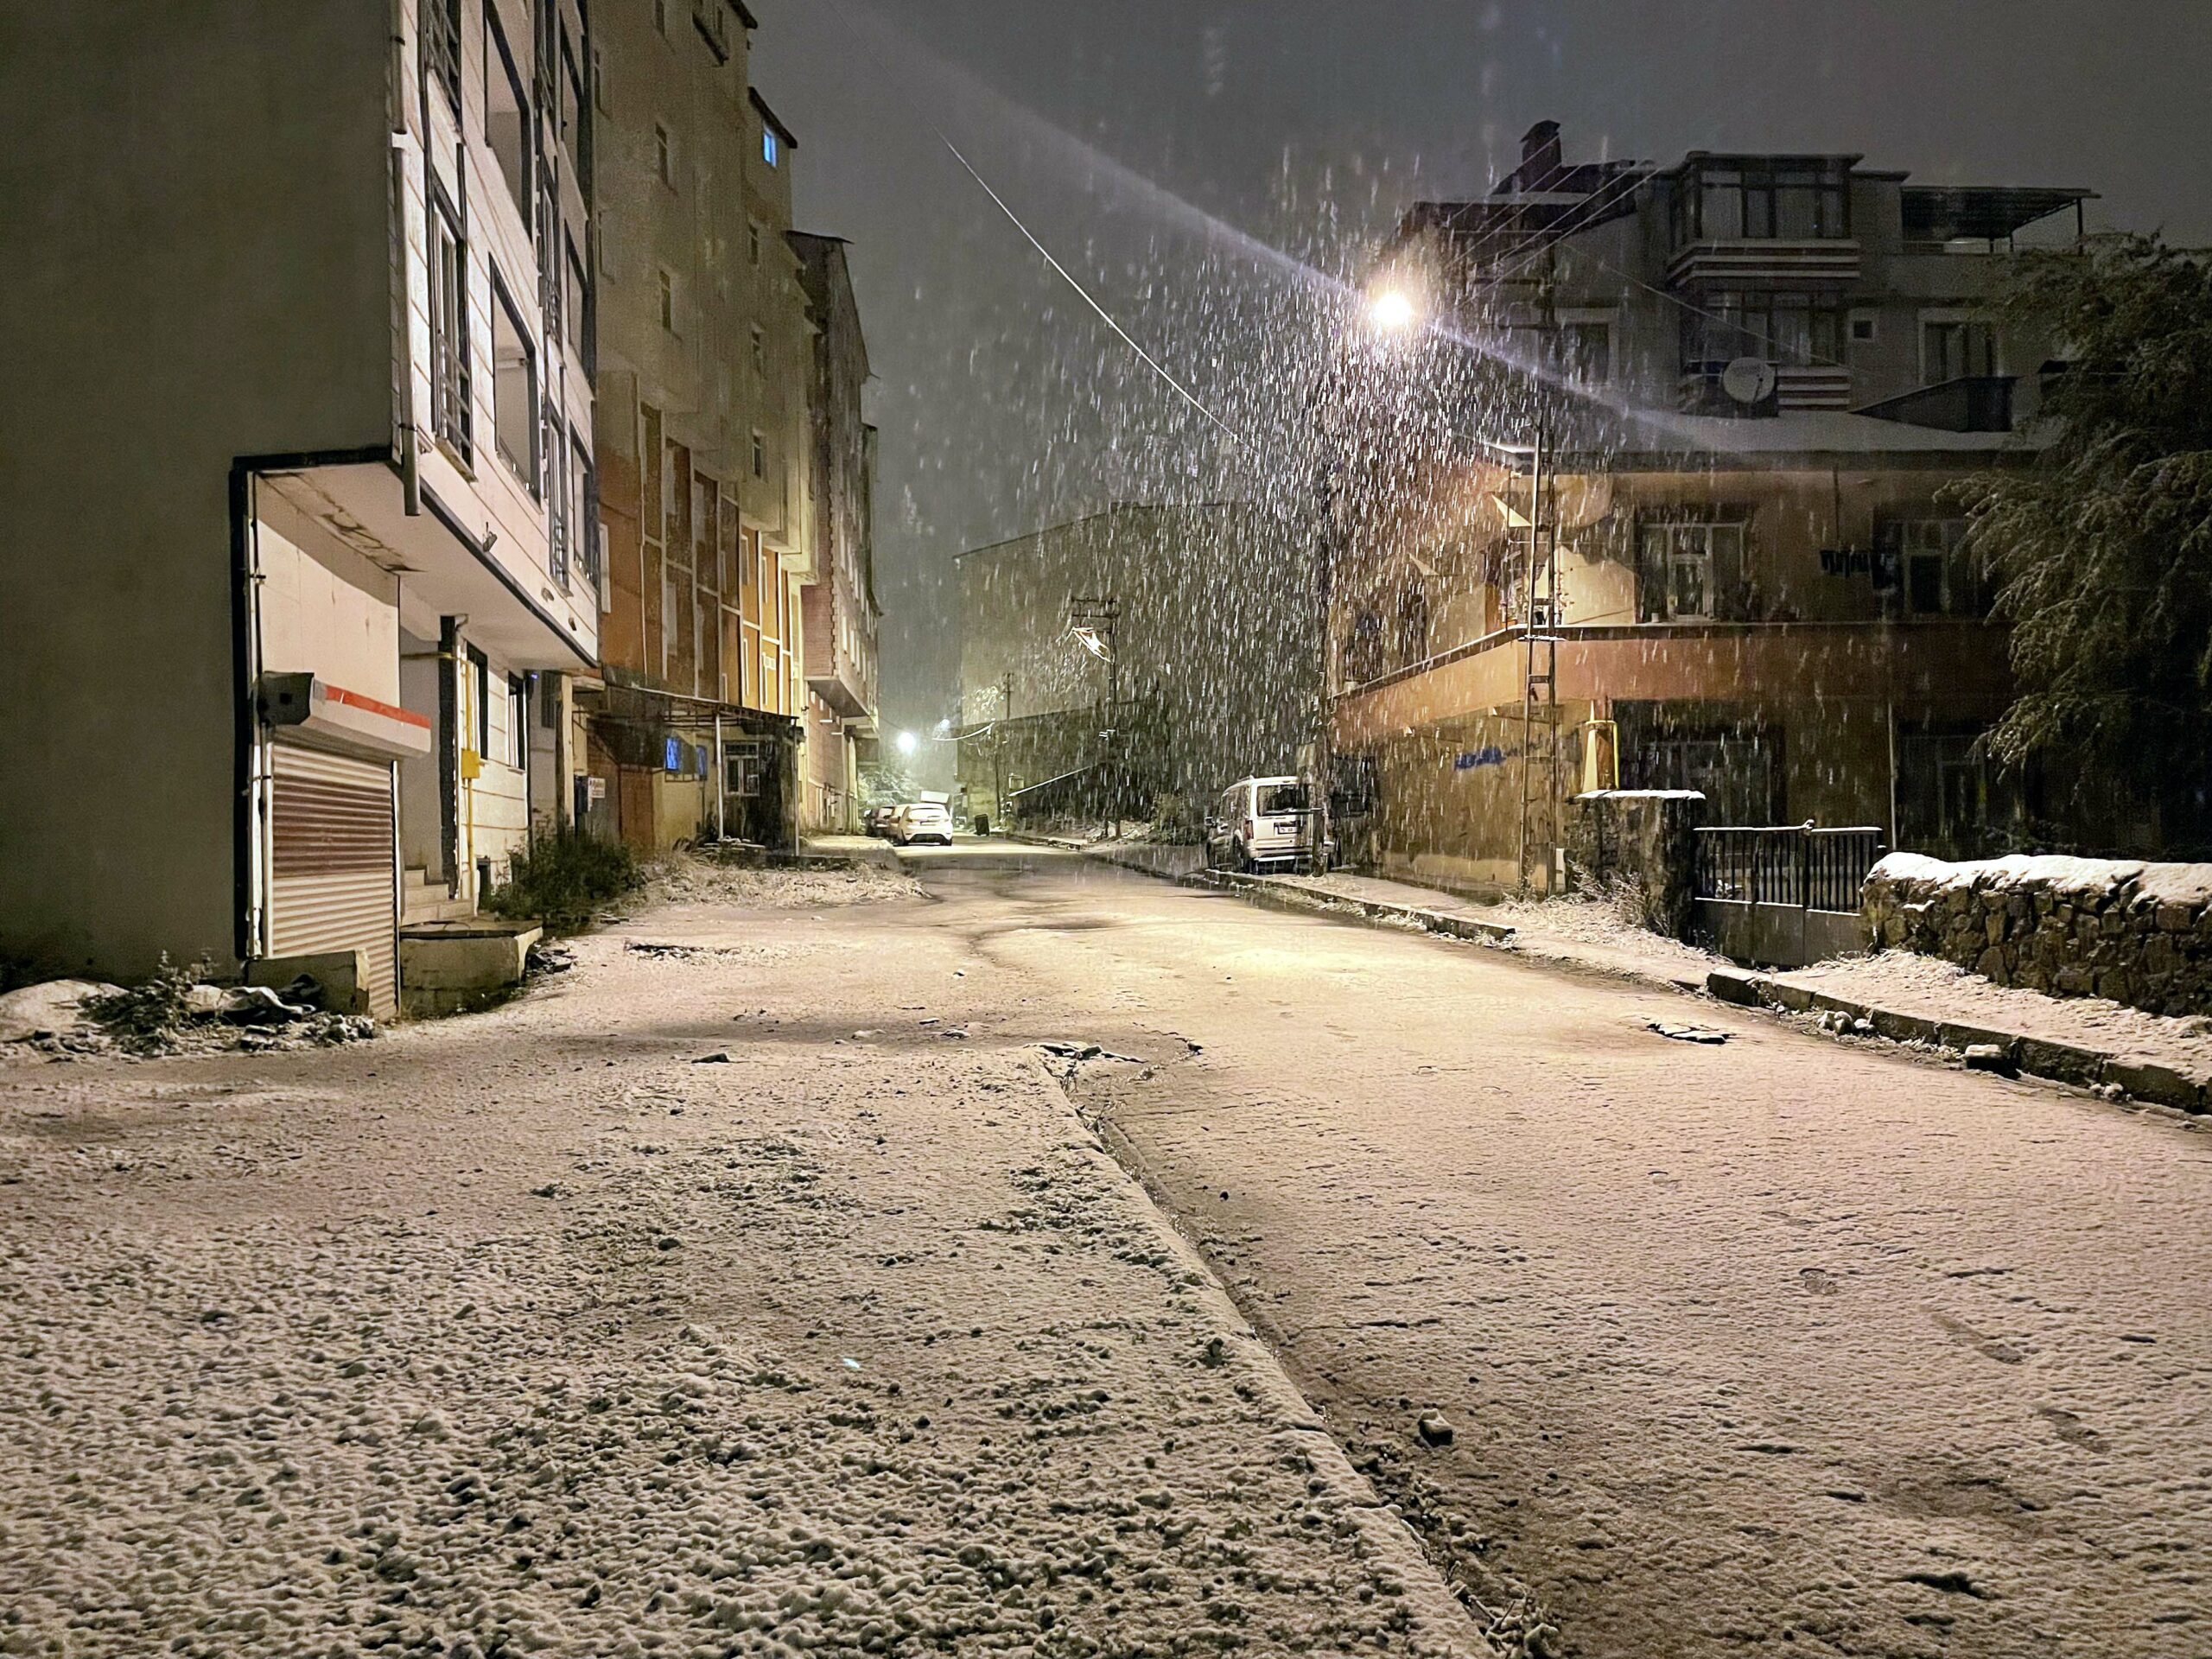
895, 730, 919, 756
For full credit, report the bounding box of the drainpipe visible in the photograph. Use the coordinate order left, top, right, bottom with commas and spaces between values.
439, 617, 461, 897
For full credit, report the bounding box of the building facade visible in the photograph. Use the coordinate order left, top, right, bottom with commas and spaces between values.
0, 0, 601, 1013
1329, 124, 2090, 893
957, 505, 1313, 831
582, 0, 816, 851
791, 233, 881, 835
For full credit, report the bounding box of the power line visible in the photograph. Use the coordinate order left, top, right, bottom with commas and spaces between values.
935, 131, 1247, 447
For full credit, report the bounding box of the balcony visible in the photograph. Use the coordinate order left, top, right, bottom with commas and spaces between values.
1333, 620, 2010, 748
1857, 376, 2016, 434
1667, 238, 1861, 288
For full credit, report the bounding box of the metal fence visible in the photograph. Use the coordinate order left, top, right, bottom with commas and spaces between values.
1694, 823, 1886, 913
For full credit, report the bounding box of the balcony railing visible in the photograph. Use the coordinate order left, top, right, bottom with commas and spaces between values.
1695, 823, 1886, 914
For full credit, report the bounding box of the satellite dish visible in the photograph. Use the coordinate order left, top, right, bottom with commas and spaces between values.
1721, 356, 1777, 405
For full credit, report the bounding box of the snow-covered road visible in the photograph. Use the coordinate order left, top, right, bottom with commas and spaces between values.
899, 848, 2212, 1659
5, 843, 2208, 1659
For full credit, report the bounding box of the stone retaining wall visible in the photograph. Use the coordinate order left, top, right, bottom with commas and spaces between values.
1565, 790, 1707, 939
1863, 853, 2212, 1017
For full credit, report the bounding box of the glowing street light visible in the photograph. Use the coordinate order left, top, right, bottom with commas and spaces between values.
895, 730, 919, 757
1367, 287, 1418, 333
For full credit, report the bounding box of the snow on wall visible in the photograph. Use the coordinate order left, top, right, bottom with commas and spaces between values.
1865, 853, 2212, 1017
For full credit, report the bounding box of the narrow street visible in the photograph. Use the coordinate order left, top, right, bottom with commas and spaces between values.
900, 848, 2212, 1656
5, 846, 2209, 1658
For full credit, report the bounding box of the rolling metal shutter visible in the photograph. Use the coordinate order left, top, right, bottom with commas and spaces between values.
270, 741, 398, 1017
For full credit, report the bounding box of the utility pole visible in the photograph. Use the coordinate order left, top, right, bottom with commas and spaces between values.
1068, 594, 1122, 838
1516, 421, 1560, 896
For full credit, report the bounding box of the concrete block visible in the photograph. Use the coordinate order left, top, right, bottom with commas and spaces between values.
2101, 1058, 2208, 1112
248, 950, 370, 1016
1937, 1021, 2020, 1055
1803, 990, 1870, 1023
1870, 1007, 1942, 1046
2015, 1037, 2106, 1087
399, 921, 541, 1017
1707, 968, 1764, 1007
1762, 981, 1815, 1014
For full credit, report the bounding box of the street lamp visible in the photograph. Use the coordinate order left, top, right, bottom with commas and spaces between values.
1367, 287, 1419, 333
895, 730, 919, 757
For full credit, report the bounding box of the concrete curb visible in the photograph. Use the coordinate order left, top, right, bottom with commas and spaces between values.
1079, 842, 1522, 946
1707, 966, 2211, 1112
1067, 840, 2209, 1116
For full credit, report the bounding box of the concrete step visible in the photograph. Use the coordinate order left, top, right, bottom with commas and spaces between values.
402, 894, 477, 925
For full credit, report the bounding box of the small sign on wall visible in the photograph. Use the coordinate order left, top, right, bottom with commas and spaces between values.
1453, 747, 1506, 772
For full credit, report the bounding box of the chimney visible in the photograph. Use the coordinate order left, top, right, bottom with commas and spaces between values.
1520, 120, 1562, 186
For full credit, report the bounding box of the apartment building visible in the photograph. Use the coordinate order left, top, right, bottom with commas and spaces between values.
0, 0, 600, 1014
582, 0, 817, 850
791, 233, 881, 834
1330, 123, 2090, 892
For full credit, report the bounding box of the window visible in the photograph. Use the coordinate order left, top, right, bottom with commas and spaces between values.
1343, 608, 1384, 683
1681, 289, 1842, 370
750, 325, 766, 375
484, 6, 534, 225
428, 188, 472, 461
652, 0, 669, 36
468, 646, 491, 759
750, 429, 765, 478
748, 220, 762, 265
1637, 518, 1749, 621
548, 427, 570, 581
508, 676, 530, 766
423, 0, 462, 110
1850, 312, 1878, 343
726, 740, 766, 798
1674, 160, 1849, 246
1561, 321, 1610, 383
591, 44, 610, 115
569, 436, 597, 587
1922, 318, 1998, 383
654, 123, 675, 188
762, 124, 779, 168
491, 277, 539, 493
1876, 516, 1986, 618
1397, 585, 1430, 664
558, 32, 586, 177
658, 267, 676, 333
564, 234, 589, 360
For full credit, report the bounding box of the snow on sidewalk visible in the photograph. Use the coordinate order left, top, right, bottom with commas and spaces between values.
0, 906, 1486, 1658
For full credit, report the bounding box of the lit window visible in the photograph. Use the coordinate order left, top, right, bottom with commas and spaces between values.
1637, 519, 1747, 621
762, 125, 779, 168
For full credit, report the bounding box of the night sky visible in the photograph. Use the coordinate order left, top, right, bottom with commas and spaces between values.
747, 1, 2212, 768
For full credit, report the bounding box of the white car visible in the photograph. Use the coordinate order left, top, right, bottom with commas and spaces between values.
891, 801, 954, 847
1205, 776, 1325, 872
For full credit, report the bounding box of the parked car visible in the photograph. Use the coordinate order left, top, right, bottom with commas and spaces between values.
863, 804, 900, 838
891, 801, 955, 847
1205, 776, 1329, 871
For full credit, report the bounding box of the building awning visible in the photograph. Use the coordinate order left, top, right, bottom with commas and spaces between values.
1901, 185, 2093, 242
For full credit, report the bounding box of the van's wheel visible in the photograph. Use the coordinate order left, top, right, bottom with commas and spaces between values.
1232, 838, 1253, 874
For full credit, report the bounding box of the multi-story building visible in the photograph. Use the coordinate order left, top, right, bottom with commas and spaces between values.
0, 0, 601, 1014
582, 0, 816, 851
791, 232, 880, 834
956, 505, 1313, 830
1330, 122, 2093, 893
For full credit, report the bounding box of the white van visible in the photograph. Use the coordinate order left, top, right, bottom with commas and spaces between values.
1205, 776, 1324, 872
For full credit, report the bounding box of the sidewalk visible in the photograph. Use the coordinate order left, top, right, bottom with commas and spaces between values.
1077, 838, 2212, 1114
0, 884, 1493, 1659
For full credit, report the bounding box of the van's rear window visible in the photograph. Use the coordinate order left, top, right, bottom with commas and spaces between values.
1258, 784, 1308, 814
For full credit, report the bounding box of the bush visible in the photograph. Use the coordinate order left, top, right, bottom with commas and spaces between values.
486, 832, 642, 933
83, 952, 211, 1051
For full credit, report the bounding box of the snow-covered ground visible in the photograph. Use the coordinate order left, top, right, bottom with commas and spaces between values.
0, 871, 1484, 1659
